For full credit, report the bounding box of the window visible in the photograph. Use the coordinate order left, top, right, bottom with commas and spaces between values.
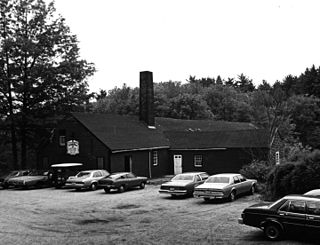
153, 151, 158, 166
280, 200, 306, 214
93, 171, 102, 178
233, 176, 240, 184
200, 173, 209, 180
194, 155, 203, 167
307, 202, 320, 215
275, 151, 280, 165
195, 175, 201, 182
59, 129, 66, 146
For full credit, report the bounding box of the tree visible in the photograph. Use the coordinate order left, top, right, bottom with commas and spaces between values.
0, 0, 95, 168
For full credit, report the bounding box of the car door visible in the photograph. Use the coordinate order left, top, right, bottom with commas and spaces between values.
306, 201, 320, 233
232, 176, 242, 194
278, 200, 306, 232
238, 175, 251, 193
127, 173, 138, 187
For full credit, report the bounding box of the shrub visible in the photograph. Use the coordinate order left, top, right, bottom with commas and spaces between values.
265, 150, 320, 200
239, 160, 274, 183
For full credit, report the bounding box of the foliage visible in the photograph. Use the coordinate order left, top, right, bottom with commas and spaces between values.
265, 150, 320, 200
239, 160, 274, 183
0, 0, 95, 168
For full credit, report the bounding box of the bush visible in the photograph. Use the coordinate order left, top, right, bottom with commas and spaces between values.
265, 150, 320, 200
239, 160, 274, 183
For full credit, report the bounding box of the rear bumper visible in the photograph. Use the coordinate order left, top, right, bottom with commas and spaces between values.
159, 189, 188, 195
193, 191, 226, 199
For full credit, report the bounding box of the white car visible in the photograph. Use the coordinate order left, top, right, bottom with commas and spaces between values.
193, 173, 257, 201
65, 169, 110, 191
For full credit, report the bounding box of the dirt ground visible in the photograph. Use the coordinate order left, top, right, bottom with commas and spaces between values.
0, 184, 318, 245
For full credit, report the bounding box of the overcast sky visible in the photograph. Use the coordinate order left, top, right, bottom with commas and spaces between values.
51, 0, 320, 92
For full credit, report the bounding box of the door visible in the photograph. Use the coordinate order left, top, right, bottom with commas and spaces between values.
174, 155, 182, 175
278, 200, 306, 231
306, 201, 320, 233
124, 156, 132, 172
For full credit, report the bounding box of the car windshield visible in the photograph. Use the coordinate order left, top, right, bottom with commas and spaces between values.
206, 176, 230, 183
76, 171, 91, 177
172, 174, 194, 181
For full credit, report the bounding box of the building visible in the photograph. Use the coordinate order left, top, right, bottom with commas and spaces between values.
38, 71, 282, 177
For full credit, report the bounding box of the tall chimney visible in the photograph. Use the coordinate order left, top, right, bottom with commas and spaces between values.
139, 71, 155, 127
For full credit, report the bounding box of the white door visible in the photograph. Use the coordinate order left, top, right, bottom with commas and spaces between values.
174, 155, 182, 175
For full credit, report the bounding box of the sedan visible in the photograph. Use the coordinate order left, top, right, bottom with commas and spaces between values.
98, 172, 148, 193
193, 173, 257, 201
304, 189, 320, 197
159, 172, 209, 197
0, 170, 31, 188
7, 170, 49, 189
65, 169, 109, 191
238, 195, 320, 240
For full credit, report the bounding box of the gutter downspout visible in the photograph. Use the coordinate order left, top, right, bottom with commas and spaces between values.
148, 151, 152, 179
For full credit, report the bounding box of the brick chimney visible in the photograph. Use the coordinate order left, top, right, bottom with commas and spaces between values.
139, 71, 155, 128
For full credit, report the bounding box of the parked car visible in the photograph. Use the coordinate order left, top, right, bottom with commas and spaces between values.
65, 169, 110, 191
159, 172, 209, 197
238, 194, 320, 240
304, 189, 320, 197
98, 172, 147, 193
7, 170, 50, 189
0, 170, 31, 189
193, 173, 257, 201
49, 163, 83, 188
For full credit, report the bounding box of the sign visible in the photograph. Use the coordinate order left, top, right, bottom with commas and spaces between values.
67, 140, 79, 155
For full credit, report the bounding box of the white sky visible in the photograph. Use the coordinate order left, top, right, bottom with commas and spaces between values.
51, 0, 320, 92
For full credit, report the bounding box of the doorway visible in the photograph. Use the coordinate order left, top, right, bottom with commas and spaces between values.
174, 155, 182, 175
124, 155, 132, 172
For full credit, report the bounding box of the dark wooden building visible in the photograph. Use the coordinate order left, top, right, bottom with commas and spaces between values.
38, 71, 283, 177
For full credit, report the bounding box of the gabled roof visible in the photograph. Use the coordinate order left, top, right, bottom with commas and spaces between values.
72, 113, 170, 152
71, 113, 268, 152
164, 129, 269, 149
155, 117, 257, 132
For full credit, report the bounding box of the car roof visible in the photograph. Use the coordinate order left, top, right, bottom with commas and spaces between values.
211, 173, 240, 178
51, 163, 83, 168
78, 169, 107, 172
178, 172, 207, 175
283, 194, 320, 201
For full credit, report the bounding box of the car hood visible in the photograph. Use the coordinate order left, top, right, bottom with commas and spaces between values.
195, 183, 229, 190
68, 176, 90, 181
248, 202, 271, 209
161, 180, 192, 187
9, 176, 46, 182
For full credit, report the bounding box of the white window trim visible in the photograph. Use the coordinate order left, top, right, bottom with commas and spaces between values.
194, 155, 203, 167
275, 151, 280, 165
153, 151, 158, 166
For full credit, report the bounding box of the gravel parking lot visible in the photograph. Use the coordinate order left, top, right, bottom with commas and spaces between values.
0, 184, 317, 245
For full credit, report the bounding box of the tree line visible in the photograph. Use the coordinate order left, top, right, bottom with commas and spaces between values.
1, 0, 320, 170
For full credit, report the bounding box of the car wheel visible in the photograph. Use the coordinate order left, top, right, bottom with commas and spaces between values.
250, 185, 256, 195
229, 191, 236, 202
2, 183, 9, 189
104, 187, 110, 193
264, 223, 282, 241
90, 183, 97, 191
118, 185, 125, 193
140, 182, 145, 189
204, 197, 210, 202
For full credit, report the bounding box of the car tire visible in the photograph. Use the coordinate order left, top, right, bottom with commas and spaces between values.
2, 183, 9, 189
90, 183, 97, 191
250, 185, 256, 195
264, 223, 282, 241
118, 185, 125, 193
104, 187, 110, 193
140, 182, 145, 189
204, 197, 210, 202
229, 191, 236, 202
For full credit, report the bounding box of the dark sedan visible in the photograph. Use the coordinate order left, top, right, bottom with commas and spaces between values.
159, 172, 209, 197
7, 170, 50, 189
238, 194, 320, 240
98, 172, 147, 193
0, 170, 31, 188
